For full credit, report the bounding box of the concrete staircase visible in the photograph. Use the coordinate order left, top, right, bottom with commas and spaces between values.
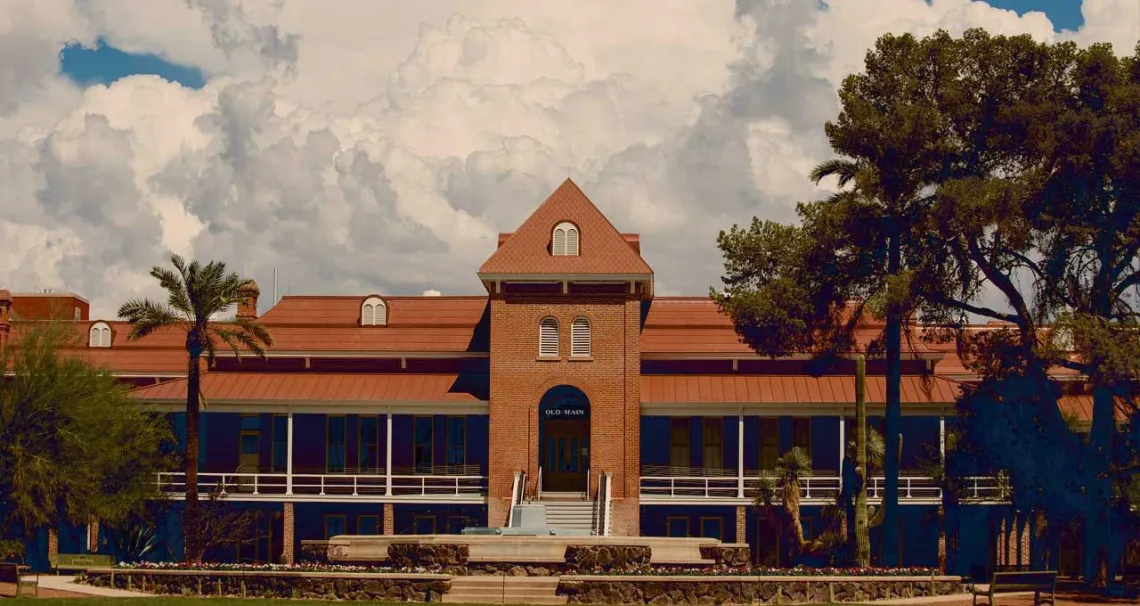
540, 499, 597, 534
443, 576, 565, 605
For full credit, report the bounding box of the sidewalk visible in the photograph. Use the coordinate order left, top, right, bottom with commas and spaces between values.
34, 574, 150, 598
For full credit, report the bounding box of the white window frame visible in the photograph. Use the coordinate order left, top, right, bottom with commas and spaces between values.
89, 322, 112, 348
361, 297, 387, 326
571, 317, 591, 357
552, 222, 579, 256
539, 317, 559, 357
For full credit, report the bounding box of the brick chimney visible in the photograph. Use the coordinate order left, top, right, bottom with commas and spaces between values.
237, 280, 260, 320
0, 289, 11, 346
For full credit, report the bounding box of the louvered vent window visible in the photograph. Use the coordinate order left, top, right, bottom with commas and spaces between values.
361, 297, 387, 326
571, 317, 590, 357
539, 317, 559, 357
89, 322, 111, 348
552, 222, 579, 256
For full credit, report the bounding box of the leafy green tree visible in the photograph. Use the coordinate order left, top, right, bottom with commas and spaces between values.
118, 255, 273, 562
717, 32, 955, 565
0, 321, 173, 558
911, 32, 1140, 584
718, 27, 1140, 581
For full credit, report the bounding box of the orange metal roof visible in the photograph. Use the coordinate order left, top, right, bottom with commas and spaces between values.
641, 374, 962, 404
259, 296, 488, 326
1058, 395, 1133, 423
478, 179, 653, 276
640, 298, 936, 355
130, 372, 484, 403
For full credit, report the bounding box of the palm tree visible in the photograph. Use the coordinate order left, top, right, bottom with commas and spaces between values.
118, 255, 272, 562
810, 155, 925, 567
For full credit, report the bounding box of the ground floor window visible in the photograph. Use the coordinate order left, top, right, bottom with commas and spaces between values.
670, 419, 690, 468
700, 517, 723, 540
446, 515, 470, 534
666, 516, 690, 538
414, 416, 434, 473
414, 515, 437, 534
759, 418, 779, 471
703, 418, 724, 470
324, 514, 346, 539
357, 514, 380, 535
446, 417, 466, 466
327, 416, 347, 473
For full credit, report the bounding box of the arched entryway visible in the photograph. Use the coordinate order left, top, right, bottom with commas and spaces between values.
539, 385, 590, 493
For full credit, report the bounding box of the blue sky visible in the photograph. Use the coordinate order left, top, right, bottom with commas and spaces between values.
58, 1, 1084, 91
985, 0, 1083, 30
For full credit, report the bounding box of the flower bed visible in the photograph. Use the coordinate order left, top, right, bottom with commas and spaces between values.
556, 574, 964, 604
80, 568, 449, 601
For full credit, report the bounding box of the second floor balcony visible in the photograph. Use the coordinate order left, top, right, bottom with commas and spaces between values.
638, 465, 1009, 506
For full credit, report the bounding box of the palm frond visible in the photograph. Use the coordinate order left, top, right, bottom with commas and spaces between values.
810, 158, 861, 188
116, 300, 184, 341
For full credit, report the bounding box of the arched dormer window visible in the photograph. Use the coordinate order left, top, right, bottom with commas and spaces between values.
361, 297, 387, 326
89, 322, 111, 348
539, 317, 559, 357
571, 317, 591, 357
552, 222, 579, 256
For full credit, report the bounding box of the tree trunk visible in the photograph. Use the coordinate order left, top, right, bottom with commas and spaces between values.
786, 480, 805, 561
183, 347, 202, 562
855, 355, 871, 568
1083, 384, 1115, 586
882, 225, 902, 567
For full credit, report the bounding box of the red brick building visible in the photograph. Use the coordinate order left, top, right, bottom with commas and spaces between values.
0, 179, 1110, 575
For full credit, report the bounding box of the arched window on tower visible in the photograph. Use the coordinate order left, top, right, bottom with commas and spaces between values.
539, 317, 559, 357
552, 222, 579, 256
571, 317, 591, 357
361, 297, 387, 326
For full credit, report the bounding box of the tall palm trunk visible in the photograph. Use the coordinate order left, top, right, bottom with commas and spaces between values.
882, 221, 902, 567
1084, 384, 1114, 586
183, 338, 203, 562
855, 355, 871, 567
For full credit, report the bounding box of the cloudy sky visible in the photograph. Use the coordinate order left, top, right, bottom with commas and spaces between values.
1, 0, 1137, 318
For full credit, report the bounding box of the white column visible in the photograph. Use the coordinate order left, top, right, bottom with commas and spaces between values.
737, 409, 745, 498
385, 411, 393, 496
286, 411, 294, 495
939, 415, 946, 463
838, 412, 846, 483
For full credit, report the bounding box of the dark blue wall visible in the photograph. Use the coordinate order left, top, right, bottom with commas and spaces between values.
640, 506, 740, 543
392, 504, 487, 535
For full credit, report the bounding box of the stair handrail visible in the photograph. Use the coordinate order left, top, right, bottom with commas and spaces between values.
508, 471, 522, 527
601, 472, 613, 537
586, 465, 591, 500
536, 466, 543, 501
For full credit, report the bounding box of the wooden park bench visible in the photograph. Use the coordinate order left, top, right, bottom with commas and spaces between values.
0, 562, 38, 598
971, 570, 1057, 606
48, 553, 115, 574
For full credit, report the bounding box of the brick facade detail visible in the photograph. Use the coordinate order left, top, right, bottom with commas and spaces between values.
47, 527, 59, 560
735, 505, 747, 545
88, 518, 100, 553
383, 503, 394, 535
487, 295, 641, 534
282, 502, 294, 564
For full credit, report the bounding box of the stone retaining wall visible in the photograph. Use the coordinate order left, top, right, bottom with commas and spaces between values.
556, 575, 964, 604
80, 569, 449, 602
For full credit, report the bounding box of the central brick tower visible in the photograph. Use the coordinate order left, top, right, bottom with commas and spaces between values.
478, 179, 653, 536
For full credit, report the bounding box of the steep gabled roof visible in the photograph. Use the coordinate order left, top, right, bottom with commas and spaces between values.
478, 179, 653, 277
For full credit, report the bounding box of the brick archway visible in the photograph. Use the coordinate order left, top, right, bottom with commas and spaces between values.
538, 385, 591, 494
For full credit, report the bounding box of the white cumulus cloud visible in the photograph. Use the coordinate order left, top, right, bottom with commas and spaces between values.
0, 0, 1138, 315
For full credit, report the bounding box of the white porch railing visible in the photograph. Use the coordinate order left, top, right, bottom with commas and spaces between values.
157, 471, 487, 500
639, 473, 1008, 503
